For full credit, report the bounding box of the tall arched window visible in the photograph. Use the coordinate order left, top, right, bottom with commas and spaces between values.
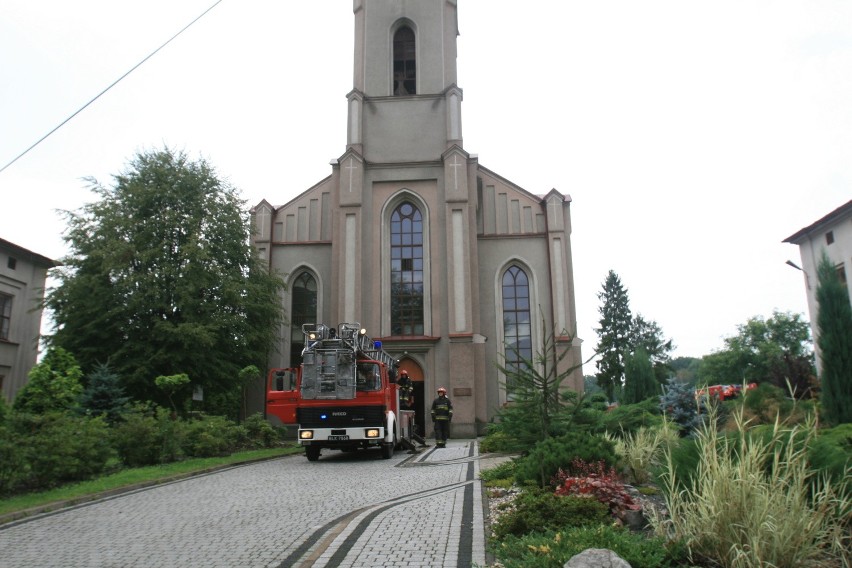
502, 266, 532, 394
290, 272, 317, 365
393, 26, 416, 95
391, 202, 424, 335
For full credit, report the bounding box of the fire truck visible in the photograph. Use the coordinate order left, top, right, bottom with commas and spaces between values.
266, 322, 421, 461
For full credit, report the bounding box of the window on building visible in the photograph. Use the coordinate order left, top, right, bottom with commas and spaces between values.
290, 272, 317, 365
837, 263, 848, 286
391, 202, 424, 335
393, 26, 416, 95
826, 231, 835, 245
0, 293, 11, 340
7, 257, 16, 270
502, 266, 532, 396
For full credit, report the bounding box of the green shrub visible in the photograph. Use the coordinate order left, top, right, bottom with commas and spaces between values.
808, 423, 852, 494
588, 392, 610, 411
739, 382, 813, 425
112, 404, 185, 467
491, 488, 609, 540
485, 478, 513, 490
10, 412, 113, 490
0, 395, 10, 423
480, 459, 516, 483
594, 398, 662, 436
13, 347, 83, 415
514, 432, 617, 488
182, 414, 241, 457
658, 436, 700, 490
479, 430, 517, 453
242, 412, 283, 448
493, 525, 684, 568
0, 424, 27, 495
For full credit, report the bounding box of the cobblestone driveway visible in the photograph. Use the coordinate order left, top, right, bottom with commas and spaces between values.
0, 440, 486, 568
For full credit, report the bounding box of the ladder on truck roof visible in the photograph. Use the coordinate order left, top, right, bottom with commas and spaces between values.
302, 322, 396, 369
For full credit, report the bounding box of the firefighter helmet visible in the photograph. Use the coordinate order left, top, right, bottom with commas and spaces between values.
437, 386, 447, 394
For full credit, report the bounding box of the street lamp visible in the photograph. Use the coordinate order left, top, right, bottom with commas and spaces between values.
785, 260, 811, 289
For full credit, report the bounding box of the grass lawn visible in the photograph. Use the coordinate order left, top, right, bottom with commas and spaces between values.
0, 445, 304, 520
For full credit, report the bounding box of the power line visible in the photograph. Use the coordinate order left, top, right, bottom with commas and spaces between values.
0, 0, 225, 175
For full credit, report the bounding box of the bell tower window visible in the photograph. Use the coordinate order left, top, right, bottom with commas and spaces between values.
393, 26, 416, 95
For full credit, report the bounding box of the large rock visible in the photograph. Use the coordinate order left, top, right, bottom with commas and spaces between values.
564, 548, 631, 568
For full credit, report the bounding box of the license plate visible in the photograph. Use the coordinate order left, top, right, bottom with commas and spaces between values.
327, 435, 349, 441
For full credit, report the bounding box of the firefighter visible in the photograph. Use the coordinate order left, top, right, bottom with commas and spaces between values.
431, 387, 453, 448
398, 369, 414, 409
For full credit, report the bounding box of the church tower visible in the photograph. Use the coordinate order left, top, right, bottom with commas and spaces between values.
346, 0, 463, 162
253, 0, 583, 438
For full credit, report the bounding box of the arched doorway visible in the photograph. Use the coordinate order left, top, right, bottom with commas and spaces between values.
397, 358, 425, 436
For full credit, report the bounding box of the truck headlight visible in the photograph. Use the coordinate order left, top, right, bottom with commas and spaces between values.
299, 430, 314, 440
365, 429, 381, 438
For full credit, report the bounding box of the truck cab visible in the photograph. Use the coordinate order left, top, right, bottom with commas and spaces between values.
269, 322, 416, 461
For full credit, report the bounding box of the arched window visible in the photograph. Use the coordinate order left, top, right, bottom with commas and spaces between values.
502, 266, 532, 394
290, 272, 317, 365
393, 26, 416, 95
391, 202, 424, 335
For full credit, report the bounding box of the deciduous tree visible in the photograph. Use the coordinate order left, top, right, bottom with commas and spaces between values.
698, 311, 813, 395
45, 148, 286, 414
629, 314, 674, 386
623, 348, 657, 404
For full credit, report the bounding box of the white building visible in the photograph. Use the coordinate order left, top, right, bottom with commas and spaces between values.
784, 199, 852, 370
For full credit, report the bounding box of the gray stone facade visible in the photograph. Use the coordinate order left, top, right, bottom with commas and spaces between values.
252, 0, 582, 435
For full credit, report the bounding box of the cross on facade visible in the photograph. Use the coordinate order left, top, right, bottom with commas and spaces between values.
345, 158, 358, 192
448, 154, 464, 191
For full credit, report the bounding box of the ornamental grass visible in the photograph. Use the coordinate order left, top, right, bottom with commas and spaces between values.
654, 405, 851, 567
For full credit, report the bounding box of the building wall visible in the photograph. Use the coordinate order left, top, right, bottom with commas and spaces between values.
786, 201, 852, 372
0, 240, 54, 402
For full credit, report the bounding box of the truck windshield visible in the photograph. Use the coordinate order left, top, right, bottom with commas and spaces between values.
356, 363, 382, 392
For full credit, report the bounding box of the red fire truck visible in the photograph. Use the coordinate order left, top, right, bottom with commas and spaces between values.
266, 322, 420, 461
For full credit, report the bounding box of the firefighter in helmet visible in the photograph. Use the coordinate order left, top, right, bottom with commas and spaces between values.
431, 386, 453, 448
398, 369, 414, 410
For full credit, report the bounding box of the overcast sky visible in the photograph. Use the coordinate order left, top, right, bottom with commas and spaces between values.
2, 0, 850, 363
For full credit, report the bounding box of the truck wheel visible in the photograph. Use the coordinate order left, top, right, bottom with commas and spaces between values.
381, 437, 394, 459
306, 446, 321, 461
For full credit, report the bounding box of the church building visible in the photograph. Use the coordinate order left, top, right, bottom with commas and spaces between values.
252, 0, 583, 437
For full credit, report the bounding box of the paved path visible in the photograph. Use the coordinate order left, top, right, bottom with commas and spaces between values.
0, 439, 489, 567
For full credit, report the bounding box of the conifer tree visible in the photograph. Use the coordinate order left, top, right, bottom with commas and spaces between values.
595, 270, 632, 401
815, 253, 852, 425
78, 362, 131, 424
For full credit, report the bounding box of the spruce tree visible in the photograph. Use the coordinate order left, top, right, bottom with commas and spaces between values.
815, 253, 852, 425
595, 270, 632, 401
78, 362, 131, 424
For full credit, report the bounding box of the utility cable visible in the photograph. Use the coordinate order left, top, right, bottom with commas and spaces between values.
0, 0, 225, 175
